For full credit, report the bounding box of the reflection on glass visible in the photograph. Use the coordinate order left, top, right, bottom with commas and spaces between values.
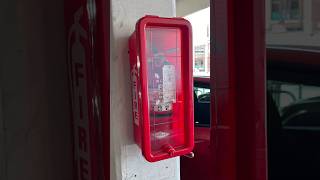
146, 27, 186, 155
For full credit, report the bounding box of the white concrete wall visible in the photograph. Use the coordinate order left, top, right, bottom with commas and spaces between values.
266, 32, 320, 46
110, 0, 181, 180
0, 0, 72, 180
176, 0, 210, 17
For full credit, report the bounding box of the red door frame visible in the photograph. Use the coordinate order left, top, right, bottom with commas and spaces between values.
211, 0, 267, 180
97, 0, 110, 179
64, 0, 110, 179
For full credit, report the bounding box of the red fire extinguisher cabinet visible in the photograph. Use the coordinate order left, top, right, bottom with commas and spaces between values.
129, 15, 194, 162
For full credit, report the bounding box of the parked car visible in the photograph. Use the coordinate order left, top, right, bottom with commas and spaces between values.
193, 76, 210, 127
180, 76, 212, 180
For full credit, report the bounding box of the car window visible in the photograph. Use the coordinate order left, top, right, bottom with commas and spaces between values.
268, 80, 320, 113
267, 79, 320, 179
194, 86, 210, 103
194, 85, 211, 127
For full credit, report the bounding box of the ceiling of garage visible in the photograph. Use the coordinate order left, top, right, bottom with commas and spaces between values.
176, 0, 210, 17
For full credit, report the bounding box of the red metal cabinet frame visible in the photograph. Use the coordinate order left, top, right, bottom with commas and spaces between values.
129, 16, 194, 162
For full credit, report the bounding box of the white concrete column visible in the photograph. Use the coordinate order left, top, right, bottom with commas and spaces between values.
110, 0, 180, 180
265, 0, 271, 31
304, 0, 313, 34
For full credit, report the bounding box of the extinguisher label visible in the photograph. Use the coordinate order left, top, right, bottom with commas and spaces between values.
154, 131, 170, 139
131, 64, 140, 125
162, 65, 176, 103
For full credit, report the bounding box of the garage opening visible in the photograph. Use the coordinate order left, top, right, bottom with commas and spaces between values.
175, 2, 212, 179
